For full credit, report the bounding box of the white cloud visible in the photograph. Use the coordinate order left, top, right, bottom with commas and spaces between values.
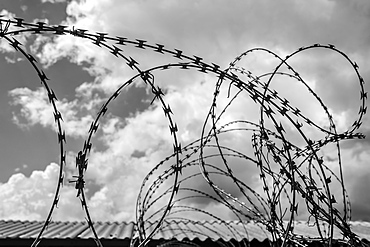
41, 0, 66, 3
0, 10, 18, 54
14, 164, 28, 173
9, 87, 96, 137
0, 10, 32, 55
0, 163, 83, 221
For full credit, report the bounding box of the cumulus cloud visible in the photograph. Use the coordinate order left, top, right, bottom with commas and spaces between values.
0, 9, 32, 60
9, 87, 97, 138
0, 10, 17, 54
0, 163, 82, 221
3, 0, 370, 223
41, 0, 67, 3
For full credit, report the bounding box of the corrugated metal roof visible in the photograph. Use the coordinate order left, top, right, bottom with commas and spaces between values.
149, 220, 270, 242
0, 221, 135, 240
0, 220, 370, 242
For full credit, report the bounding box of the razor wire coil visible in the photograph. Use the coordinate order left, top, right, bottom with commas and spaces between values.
0, 17, 367, 247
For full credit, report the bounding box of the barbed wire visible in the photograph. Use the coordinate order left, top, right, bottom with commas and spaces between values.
0, 17, 367, 247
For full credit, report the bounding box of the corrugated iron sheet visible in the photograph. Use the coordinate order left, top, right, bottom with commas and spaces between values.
0, 221, 135, 240
149, 220, 270, 242
0, 220, 369, 242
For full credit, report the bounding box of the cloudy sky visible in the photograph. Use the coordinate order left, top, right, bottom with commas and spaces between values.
0, 0, 369, 224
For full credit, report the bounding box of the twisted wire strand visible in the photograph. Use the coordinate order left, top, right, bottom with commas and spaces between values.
0, 20, 67, 247
0, 17, 367, 247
